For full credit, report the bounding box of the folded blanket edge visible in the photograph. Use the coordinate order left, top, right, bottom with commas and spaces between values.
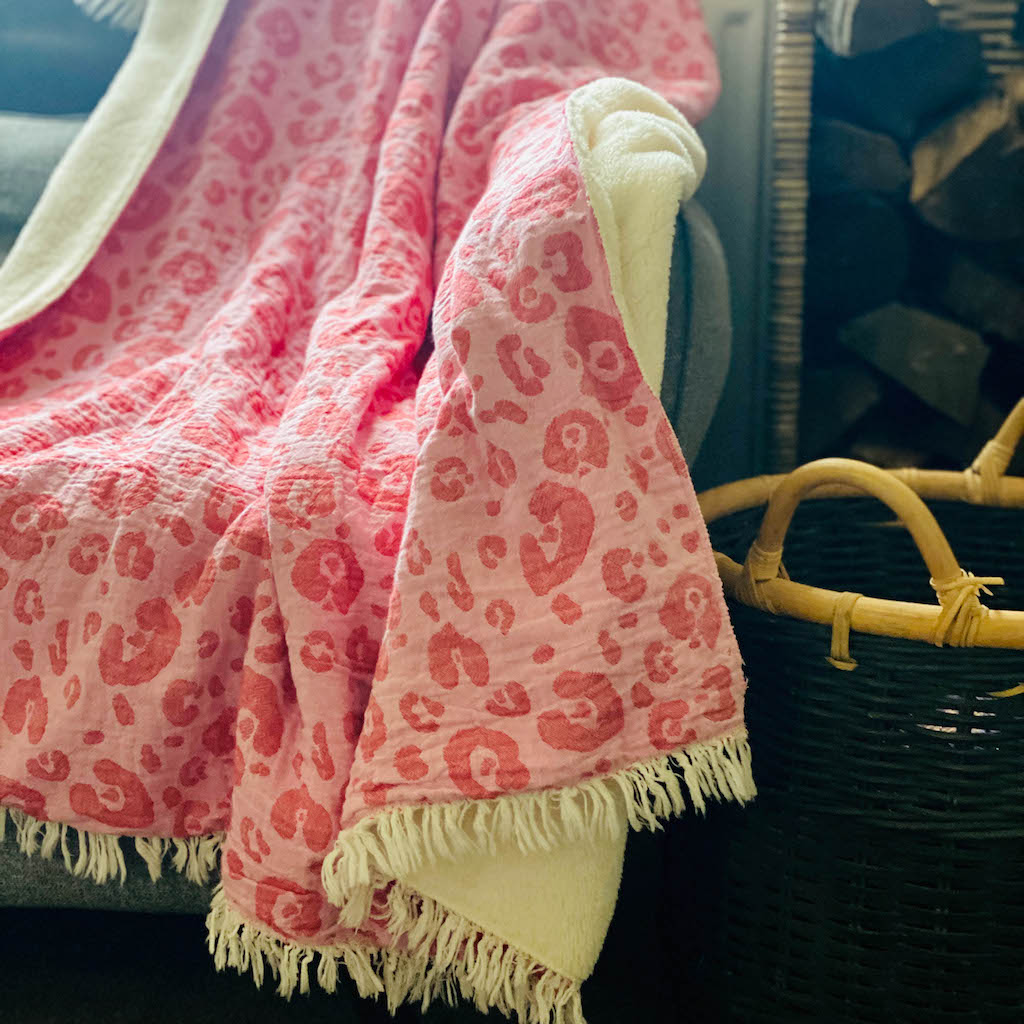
0, 730, 753, 1022
278, 730, 754, 1021
206, 880, 586, 1022
323, 728, 755, 912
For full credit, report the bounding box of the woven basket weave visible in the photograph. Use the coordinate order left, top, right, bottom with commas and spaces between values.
688, 399, 1024, 1023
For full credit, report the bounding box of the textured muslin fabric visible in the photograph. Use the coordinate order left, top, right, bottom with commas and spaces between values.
0, 2, 751, 1018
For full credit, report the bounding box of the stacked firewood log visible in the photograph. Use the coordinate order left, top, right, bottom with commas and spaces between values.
802, 0, 1024, 471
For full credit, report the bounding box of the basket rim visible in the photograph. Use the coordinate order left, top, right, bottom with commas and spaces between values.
699, 467, 1024, 652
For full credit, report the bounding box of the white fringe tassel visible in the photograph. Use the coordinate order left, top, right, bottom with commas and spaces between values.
73, 0, 147, 31
0, 806, 222, 886
205, 881, 585, 1024
206, 883, 385, 1001
2, 734, 753, 1021
207, 734, 752, 1023
236, 731, 752, 1022
322, 730, 756, 923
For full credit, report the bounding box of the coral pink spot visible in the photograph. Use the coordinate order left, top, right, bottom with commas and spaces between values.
520, 482, 594, 596
140, 745, 161, 774
83, 611, 102, 642
64, 675, 81, 710
659, 573, 721, 648
394, 745, 429, 781
444, 727, 530, 800
477, 534, 507, 569
551, 593, 582, 624
598, 629, 622, 665
270, 785, 332, 852
12, 640, 33, 671
485, 599, 515, 636
631, 683, 654, 708
615, 491, 638, 523
112, 694, 135, 726
485, 681, 531, 718
26, 750, 70, 782
532, 644, 555, 663
3, 676, 48, 744
399, 693, 444, 733
538, 672, 625, 752
198, 631, 219, 658
648, 701, 697, 751
648, 542, 668, 567
419, 592, 440, 622
428, 623, 489, 688
225, 850, 245, 880
700, 665, 738, 723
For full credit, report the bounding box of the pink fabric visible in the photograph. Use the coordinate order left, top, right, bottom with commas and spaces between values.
0, 0, 737, 953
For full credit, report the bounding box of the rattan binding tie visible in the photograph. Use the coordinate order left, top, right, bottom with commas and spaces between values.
735, 540, 787, 612
827, 591, 863, 670
964, 440, 1016, 505
930, 570, 1005, 647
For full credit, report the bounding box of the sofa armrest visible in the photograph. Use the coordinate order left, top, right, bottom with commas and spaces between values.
662, 201, 733, 470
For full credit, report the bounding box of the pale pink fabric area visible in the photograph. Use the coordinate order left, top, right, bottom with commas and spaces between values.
0, 0, 732, 955
344, 103, 744, 817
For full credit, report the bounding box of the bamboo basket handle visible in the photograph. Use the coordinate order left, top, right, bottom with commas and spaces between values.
737, 458, 1003, 651
965, 397, 1024, 503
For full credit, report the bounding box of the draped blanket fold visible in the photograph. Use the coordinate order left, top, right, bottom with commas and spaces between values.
0, 2, 752, 1020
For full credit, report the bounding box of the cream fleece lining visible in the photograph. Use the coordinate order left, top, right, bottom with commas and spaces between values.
566, 77, 707, 395
402, 804, 627, 982
0, 0, 228, 334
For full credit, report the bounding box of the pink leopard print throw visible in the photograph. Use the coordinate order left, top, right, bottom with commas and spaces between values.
0, 2, 752, 1020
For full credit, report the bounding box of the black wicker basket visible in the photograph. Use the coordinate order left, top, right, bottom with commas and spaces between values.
686, 402, 1024, 1023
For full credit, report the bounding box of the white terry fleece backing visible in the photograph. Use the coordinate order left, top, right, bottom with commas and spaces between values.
566, 77, 707, 396
0, 0, 228, 334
